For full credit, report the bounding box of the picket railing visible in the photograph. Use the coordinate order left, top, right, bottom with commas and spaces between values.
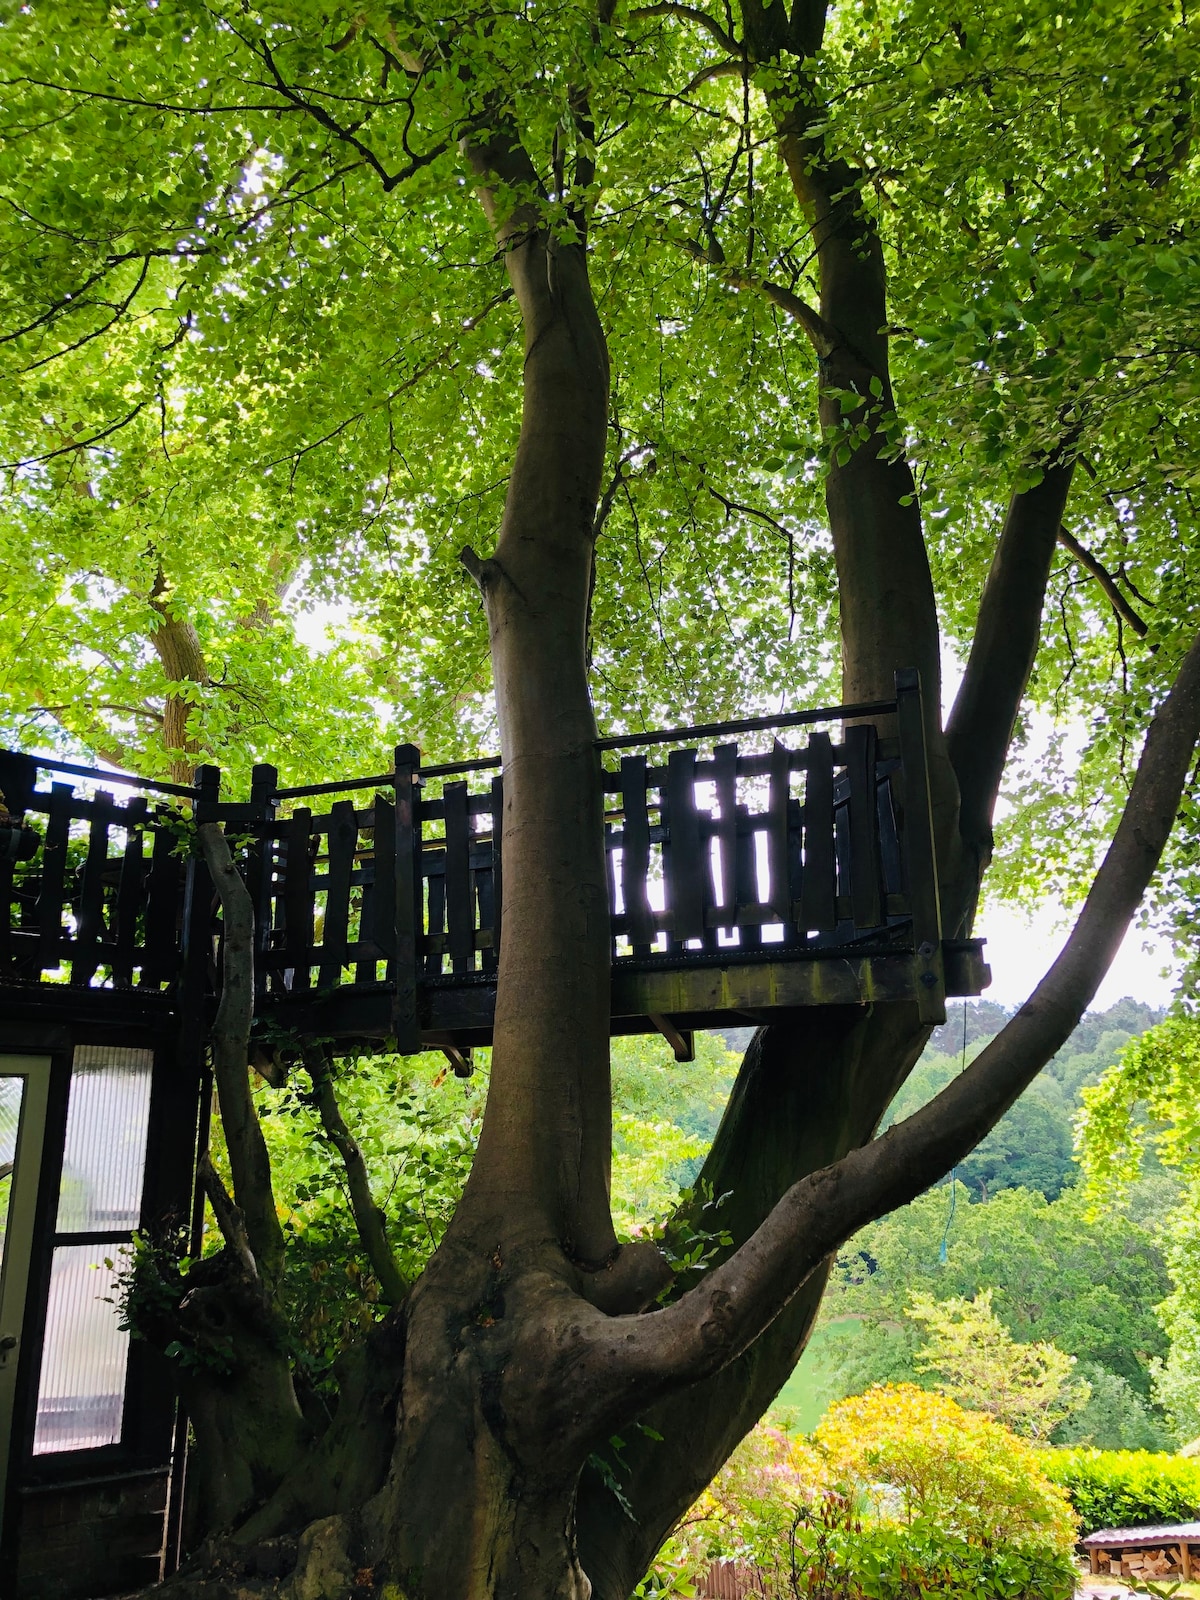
0, 671, 972, 1047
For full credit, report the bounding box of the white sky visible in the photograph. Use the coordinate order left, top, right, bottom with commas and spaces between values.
973, 904, 1178, 1011
939, 647, 1178, 1014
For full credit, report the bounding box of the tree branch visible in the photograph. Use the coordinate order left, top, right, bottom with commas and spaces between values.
150, 568, 210, 783
1057, 524, 1150, 639
678, 237, 836, 356
599, 624, 1200, 1404
198, 1151, 257, 1281
946, 456, 1077, 875
627, 2, 742, 55
302, 1044, 409, 1305
196, 822, 287, 1297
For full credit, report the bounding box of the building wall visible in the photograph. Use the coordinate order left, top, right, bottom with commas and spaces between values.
12, 1469, 167, 1599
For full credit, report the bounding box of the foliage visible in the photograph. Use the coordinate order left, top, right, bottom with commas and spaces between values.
889, 1000, 1162, 1202
609, 1033, 740, 1235
908, 1290, 1090, 1439
0, 0, 1198, 877
815, 1180, 1171, 1416
1054, 1364, 1177, 1454
1041, 1447, 1200, 1536
1077, 1017, 1200, 1438
828, 1519, 1078, 1600
641, 1404, 1077, 1599
813, 1386, 1079, 1550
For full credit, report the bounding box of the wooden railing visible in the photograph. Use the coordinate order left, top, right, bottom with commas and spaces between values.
0, 671, 970, 1043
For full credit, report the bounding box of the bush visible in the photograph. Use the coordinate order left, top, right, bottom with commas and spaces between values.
814, 1385, 1078, 1550
844, 1517, 1078, 1600
640, 1392, 1079, 1599
1042, 1446, 1200, 1533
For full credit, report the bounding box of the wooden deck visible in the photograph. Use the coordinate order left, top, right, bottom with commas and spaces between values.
0, 673, 988, 1058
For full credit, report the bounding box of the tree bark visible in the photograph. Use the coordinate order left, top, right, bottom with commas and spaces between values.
151, 570, 209, 784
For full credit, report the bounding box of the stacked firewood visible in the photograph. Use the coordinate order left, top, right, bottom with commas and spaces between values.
1093, 1545, 1182, 1579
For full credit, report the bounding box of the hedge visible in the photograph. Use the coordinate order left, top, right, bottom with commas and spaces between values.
1042, 1448, 1200, 1534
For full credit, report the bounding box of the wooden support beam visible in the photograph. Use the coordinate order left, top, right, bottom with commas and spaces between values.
647, 1013, 695, 1063
441, 1043, 474, 1079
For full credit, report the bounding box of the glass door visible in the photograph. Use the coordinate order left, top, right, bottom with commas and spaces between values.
0, 1057, 50, 1516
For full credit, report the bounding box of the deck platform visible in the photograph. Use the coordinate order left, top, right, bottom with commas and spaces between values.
0, 672, 988, 1059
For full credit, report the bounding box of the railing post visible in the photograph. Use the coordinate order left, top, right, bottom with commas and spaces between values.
894, 671, 945, 1024
392, 744, 422, 1055
182, 765, 221, 1009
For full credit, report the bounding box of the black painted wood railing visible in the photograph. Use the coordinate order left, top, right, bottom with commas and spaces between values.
0, 672, 985, 1049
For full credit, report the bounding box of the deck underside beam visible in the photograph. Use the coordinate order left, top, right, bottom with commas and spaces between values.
254, 940, 989, 1053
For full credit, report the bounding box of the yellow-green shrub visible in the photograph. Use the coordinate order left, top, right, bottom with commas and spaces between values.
640, 1388, 1079, 1597
814, 1384, 1078, 1551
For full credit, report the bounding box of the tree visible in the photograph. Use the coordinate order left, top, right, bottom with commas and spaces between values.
1078, 1017, 1200, 1440
908, 1289, 1089, 1439
816, 1180, 1172, 1414
3, 2, 1200, 1596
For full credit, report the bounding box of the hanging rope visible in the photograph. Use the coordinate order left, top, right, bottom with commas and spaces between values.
938, 999, 970, 1265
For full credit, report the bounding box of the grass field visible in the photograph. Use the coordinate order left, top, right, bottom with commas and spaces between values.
771, 1320, 865, 1433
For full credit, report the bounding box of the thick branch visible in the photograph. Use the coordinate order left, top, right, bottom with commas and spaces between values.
946, 456, 1076, 873
598, 626, 1200, 1401
199, 1151, 257, 1280
1058, 524, 1150, 638
302, 1045, 409, 1305
196, 822, 286, 1296
149, 568, 209, 782
679, 238, 835, 356
627, 2, 742, 54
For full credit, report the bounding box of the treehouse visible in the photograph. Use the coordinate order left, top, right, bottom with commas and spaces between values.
0, 669, 987, 1595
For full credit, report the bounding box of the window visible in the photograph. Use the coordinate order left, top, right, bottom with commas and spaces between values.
33, 1046, 153, 1455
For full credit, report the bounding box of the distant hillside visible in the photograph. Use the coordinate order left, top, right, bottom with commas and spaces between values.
890, 997, 1164, 1200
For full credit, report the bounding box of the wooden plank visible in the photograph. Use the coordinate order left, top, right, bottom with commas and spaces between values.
476, 846, 496, 975
619, 756, 655, 951
72, 791, 114, 985
712, 743, 738, 930
424, 853, 446, 977
614, 951, 920, 1021
766, 739, 791, 921
800, 732, 836, 933
665, 748, 704, 944
113, 796, 148, 989
647, 1013, 695, 1063
247, 762, 278, 1000
895, 669, 945, 1023
36, 782, 73, 974
736, 804, 761, 951
443, 780, 474, 974
846, 723, 883, 929
283, 808, 314, 992
371, 795, 396, 964
318, 800, 357, 987
392, 745, 422, 1052
876, 759, 904, 904
140, 816, 182, 986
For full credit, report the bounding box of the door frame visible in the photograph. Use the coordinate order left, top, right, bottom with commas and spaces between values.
0, 1054, 51, 1521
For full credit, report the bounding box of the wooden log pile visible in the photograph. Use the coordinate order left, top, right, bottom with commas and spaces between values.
1084, 1528, 1200, 1581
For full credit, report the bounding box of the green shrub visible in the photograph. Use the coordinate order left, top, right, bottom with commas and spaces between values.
639, 1409, 1078, 1599
844, 1516, 1078, 1600
1042, 1447, 1200, 1533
